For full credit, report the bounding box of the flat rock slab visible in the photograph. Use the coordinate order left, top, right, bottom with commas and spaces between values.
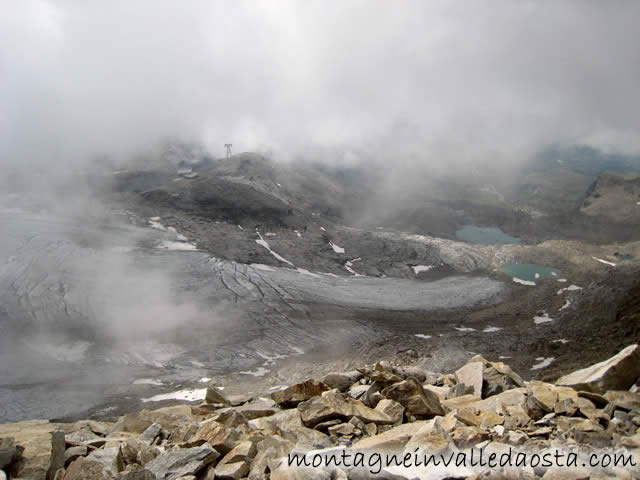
556, 344, 640, 393
145, 444, 219, 480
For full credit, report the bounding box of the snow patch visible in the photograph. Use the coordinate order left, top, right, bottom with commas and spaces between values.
454, 326, 476, 332
557, 278, 567, 283
412, 265, 435, 274
344, 259, 363, 276
251, 263, 276, 272
513, 277, 536, 286
157, 241, 197, 251
143, 388, 206, 403
483, 326, 502, 333
552, 339, 570, 344
557, 285, 582, 295
531, 357, 555, 370
294, 230, 302, 237
296, 268, 321, 278
592, 257, 616, 267
560, 299, 571, 310
198, 377, 212, 383
133, 378, 164, 386
534, 313, 553, 324
255, 232, 294, 266
329, 241, 345, 254
148, 219, 166, 231
238, 367, 269, 377
414, 334, 432, 340
320, 226, 326, 231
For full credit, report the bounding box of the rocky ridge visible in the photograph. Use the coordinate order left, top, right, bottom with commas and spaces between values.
2, 345, 640, 480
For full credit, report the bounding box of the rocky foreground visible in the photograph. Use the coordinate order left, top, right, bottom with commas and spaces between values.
2, 346, 640, 480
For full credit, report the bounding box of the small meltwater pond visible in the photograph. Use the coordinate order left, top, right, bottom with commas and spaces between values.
455, 225, 520, 245
503, 263, 561, 284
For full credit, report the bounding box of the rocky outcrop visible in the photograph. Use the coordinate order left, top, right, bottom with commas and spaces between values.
3, 345, 640, 479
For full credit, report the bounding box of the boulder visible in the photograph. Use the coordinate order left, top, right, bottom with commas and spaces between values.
321, 371, 363, 392
218, 440, 255, 465
235, 399, 279, 420
248, 436, 294, 480
271, 380, 329, 407
110, 413, 153, 435
248, 409, 302, 435
556, 344, 640, 393
375, 399, 405, 425
280, 426, 333, 450
526, 381, 560, 420
455, 362, 484, 398
357, 365, 403, 385
145, 444, 219, 480
381, 378, 445, 418
604, 390, 640, 411
119, 469, 156, 480
210, 409, 249, 429
86, 446, 124, 477
297, 390, 393, 428
189, 420, 240, 455
64, 446, 87, 466
65, 429, 105, 447
347, 384, 369, 401
482, 362, 525, 397
139, 423, 162, 445
64, 458, 110, 480
0, 437, 22, 473
215, 460, 249, 479
451, 426, 490, 448
352, 421, 432, 451
205, 385, 230, 405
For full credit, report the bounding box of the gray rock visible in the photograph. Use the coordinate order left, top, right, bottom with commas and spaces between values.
64, 446, 87, 466
139, 423, 162, 445
574, 431, 611, 449
347, 384, 369, 401
146, 444, 219, 480
0, 437, 22, 471
47, 431, 65, 480
87, 446, 124, 477
64, 458, 110, 480
374, 399, 405, 425
321, 371, 363, 392
215, 461, 249, 480
189, 420, 239, 455
455, 362, 483, 398
381, 378, 445, 418
66, 429, 106, 447
119, 469, 156, 480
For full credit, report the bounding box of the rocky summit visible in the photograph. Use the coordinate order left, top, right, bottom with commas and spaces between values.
2, 345, 640, 480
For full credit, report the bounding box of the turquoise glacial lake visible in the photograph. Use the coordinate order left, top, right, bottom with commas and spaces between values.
455, 225, 521, 245
503, 263, 561, 283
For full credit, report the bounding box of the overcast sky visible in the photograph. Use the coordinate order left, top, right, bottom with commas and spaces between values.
2, 0, 640, 173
